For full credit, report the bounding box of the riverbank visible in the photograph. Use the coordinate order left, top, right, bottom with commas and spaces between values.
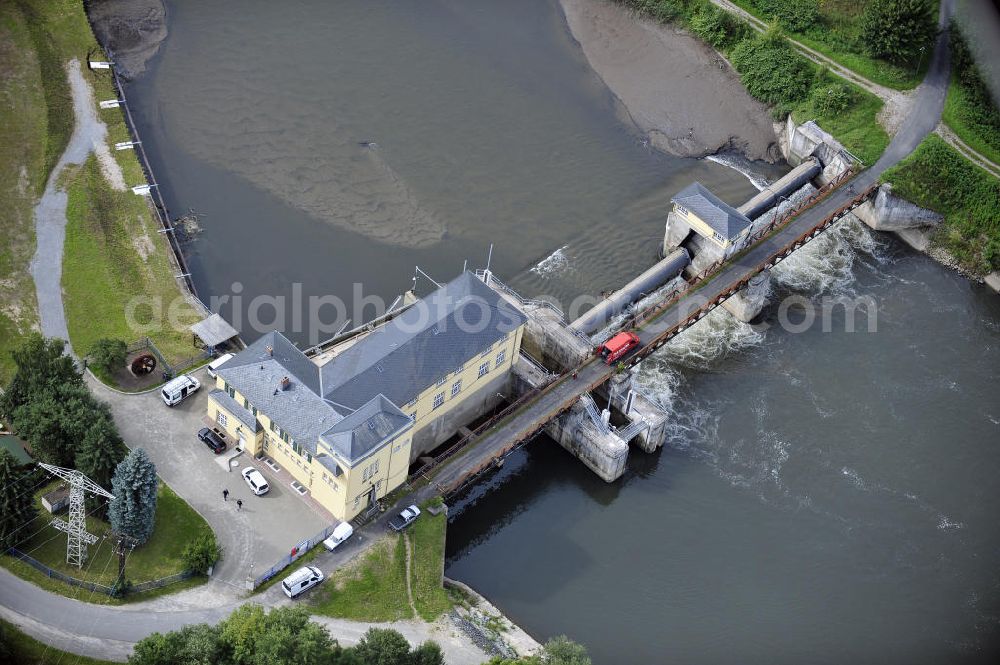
559, 0, 781, 162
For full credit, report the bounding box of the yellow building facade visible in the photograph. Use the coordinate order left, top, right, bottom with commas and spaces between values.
207, 272, 526, 522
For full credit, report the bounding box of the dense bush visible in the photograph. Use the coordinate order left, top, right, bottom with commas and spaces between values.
757, 0, 819, 32
811, 82, 855, 114
883, 135, 1000, 274
129, 607, 447, 665
861, 0, 936, 65
182, 533, 223, 574
730, 29, 815, 113
689, 3, 750, 49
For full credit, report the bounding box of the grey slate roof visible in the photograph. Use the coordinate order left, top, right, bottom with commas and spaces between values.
215, 333, 340, 456
215, 272, 524, 464
319, 272, 526, 410
320, 395, 413, 464
672, 182, 752, 239
191, 313, 239, 347
208, 389, 260, 433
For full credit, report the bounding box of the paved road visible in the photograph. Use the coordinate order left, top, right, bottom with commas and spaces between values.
431, 0, 954, 495
29, 59, 112, 354
0, 568, 486, 664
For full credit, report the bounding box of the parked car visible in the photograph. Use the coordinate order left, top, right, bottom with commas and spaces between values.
281, 565, 324, 598
161, 374, 200, 406
388, 505, 421, 531
322, 522, 354, 550
206, 353, 234, 380
241, 466, 270, 495
197, 427, 227, 455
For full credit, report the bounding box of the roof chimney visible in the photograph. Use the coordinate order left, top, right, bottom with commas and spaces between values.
280, 376, 290, 391
265, 345, 273, 356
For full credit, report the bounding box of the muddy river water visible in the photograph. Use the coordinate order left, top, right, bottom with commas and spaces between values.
122, 1, 1000, 662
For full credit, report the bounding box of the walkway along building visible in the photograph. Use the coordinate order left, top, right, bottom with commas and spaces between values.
204, 272, 527, 521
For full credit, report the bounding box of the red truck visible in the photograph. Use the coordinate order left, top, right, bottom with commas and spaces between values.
598, 331, 640, 365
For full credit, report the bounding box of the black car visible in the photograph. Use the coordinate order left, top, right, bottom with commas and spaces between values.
197, 428, 227, 454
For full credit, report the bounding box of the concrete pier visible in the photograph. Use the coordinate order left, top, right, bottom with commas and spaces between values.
596, 372, 669, 453
545, 402, 629, 482
721, 270, 771, 323
520, 305, 593, 372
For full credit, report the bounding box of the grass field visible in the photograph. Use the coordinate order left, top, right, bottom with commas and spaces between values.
311, 500, 452, 622
942, 81, 1000, 167
793, 86, 889, 166
0, 2, 45, 383
62, 155, 199, 366
1, 481, 211, 601
0, 0, 199, 383
311, 535, 412, 621
0, 619, 115, 665
882, 135, 1000, 275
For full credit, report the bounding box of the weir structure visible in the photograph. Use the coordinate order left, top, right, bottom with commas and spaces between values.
421, 169, 874, 496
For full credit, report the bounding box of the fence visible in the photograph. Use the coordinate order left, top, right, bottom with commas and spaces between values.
121, 337, 211, 380
250, 523, 337, 590
8, 547, 193, 596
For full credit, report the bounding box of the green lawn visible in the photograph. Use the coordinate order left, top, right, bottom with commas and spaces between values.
0, 619, 115, 665
310, 535, 412, 622
0, 2, 45, 383
408, 501, 452, 622
1, 481, 211, 601
882, 134, 1000, 275
793, 85, 889, 166
62, 155, 200, 367
942, 81, 1000, 167
725, 0, 927, 90
311, 500, 453, 622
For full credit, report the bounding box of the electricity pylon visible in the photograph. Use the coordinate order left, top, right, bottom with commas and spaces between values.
38, 463, 114, 569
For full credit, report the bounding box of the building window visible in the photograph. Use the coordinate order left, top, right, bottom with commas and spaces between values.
495, 350, 506, 368
409, 411, 417, 422
225, 382, 235, 398
269, 420, 278, 433
436, 376, 446, 387
478, 361, 490, 378
433, 392, 445, 410
712, 231, 725, 243
362, 459, 380, 482
451, 380, 462, 397
676, 205, 688, 216
242, 397, 250, 410
216, 411, 228, 428
480, 343, 493, 358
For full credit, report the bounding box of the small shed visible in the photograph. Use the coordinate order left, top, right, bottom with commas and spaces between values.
42, 485, 70, 514
191, 314, 240, 351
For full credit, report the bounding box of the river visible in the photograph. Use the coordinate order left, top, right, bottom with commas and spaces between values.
120, 0, 1000, 663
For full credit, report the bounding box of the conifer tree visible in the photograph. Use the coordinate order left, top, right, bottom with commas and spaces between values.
108, 448, 158, 545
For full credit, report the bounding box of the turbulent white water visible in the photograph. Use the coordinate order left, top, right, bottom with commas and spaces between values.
530, 244, 571, 276
705, 152, 771, 191
633, 215, 889, 500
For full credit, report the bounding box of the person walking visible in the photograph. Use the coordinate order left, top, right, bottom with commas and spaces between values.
222, 489, 229, 502
236, 499, 243, 511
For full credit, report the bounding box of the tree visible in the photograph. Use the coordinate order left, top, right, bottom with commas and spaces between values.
76, 416, 128, 517
182, 533, 222, 575
861, 0, 936, 65
0, 450, 36, 551
353, 628, 412, 665
88, 338, 128, 375
109, 448, 158, 545
0, 334, 81, 419
129, 623, 224, 665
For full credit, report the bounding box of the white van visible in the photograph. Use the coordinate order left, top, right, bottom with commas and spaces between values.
206, 353, 234, 380
281, 565, 324, 598
322, 523, 354, 551
161, 374, 200, 406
